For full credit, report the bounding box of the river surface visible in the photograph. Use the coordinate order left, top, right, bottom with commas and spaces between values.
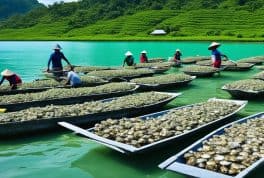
0, 41, 263, 178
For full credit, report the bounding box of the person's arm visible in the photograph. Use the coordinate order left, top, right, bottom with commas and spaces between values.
47, 54, 52, 71
61, 53, 72, 66
221, 54, 228, 60
123, 58, 126, 67
0, 76, 5, 85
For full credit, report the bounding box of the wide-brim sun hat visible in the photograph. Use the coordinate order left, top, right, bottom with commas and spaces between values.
141, 50, 147, 54
53, 44, 62, 50
176, 49, 181, 52
125, 51, 133, 56
1, 69, 14, 77
208, 42, 221, 50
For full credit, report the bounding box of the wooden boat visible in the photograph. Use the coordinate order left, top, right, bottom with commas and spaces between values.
224, 63, 254, 71
182, 70, 221, 77
130, 76, 196, 91
159, 112, 264, 178
0, 79, 109, 96
0, 92, 180, 137
58, 98, 247, 154
0, 84, 139, 112
222, 85, 264, 99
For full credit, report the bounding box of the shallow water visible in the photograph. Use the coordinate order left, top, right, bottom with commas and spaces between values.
0, 41, 263, 178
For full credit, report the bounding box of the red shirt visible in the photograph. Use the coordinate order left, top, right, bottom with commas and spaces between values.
140, 55, 148, 63
4, 74, 22, 85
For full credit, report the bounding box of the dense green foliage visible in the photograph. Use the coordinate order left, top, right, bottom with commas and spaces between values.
0, 0, 264, 40
0, 0, 42, 20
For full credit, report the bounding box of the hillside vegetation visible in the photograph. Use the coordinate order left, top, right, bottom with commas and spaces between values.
0, 0, 264, 40
0, 0, 42, 19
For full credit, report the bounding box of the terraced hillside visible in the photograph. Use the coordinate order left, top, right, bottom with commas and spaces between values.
0, 5, 264, 40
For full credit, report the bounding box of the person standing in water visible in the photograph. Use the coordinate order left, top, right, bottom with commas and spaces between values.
140, 50, 148, 63
123, 51, 135, 67
47, 44, 72, 77
208, 42, 228, 68
173, 49, 182, 65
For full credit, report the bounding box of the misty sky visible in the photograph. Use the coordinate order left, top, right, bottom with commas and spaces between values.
38, 0, 79, 5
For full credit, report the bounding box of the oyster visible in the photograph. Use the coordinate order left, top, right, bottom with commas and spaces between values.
0, 92, 171, 124
184, 118, 264, 176
252, 71, 264, 80
88, 69, 154, 78
0, 82, 136, 104
223, 79, 264, 91
130, 74, 193, 85
94, 100, 241, 148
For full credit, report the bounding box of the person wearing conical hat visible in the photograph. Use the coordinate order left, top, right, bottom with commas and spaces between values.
173, 49, 182, 66
0, 69, 22, 90
47, 44, 72, 77
208, 42, 228, 68
140, 50, 148, 63
123, 51, 135, 67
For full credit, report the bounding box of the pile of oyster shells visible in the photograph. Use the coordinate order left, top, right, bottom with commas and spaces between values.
253, 71, 264, 80
0, 84, 12, 92
21, 80, 61, 89
148, 58, 166, 63
94, 100, 240, 148
184, 118, 264, 176
88, 69, 154, 78
182, 56, 211, 64
64, 65, 111, 73
257, 66, 264, 70
182, 66, 219, 73
136, 62, 172, 68
196, 60, 236, 67
0, 92, 171, 123
130, 74, 193, 85
224, 79, 264, 91
80, 75, 107, 84
0, 83, 136, 104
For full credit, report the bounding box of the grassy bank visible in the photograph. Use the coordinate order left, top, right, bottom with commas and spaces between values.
1, 9, 264, 42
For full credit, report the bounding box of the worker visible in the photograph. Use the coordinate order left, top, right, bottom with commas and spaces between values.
47, 44, 72, 77
65, 67, 81, 87
0, 69, 22, 89
140, 50, 148, 63
208, 42, 228, 68
173, 49, 182, 65
123, 51, 135, 67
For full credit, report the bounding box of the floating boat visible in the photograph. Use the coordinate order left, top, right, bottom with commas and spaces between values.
151, 66, 171, 74
224, 63, 254, 71
0, 87, 50, 96
0, 92, 180, 137
159, 112, 264, 178
256, 66, 264, 70
182, 69, 221, 77
222, 85, 264, 99
130, 76, 196, 91
59, 98, 247, 154
252, 71, 264, 80
237, 57, 264, 65
0, 84, 139, 112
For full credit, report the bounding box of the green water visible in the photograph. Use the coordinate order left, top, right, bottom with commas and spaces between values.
0, 41, 263, 178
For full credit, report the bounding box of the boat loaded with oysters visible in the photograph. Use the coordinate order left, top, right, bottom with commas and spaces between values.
159, 112, 264, 178
0, 92, 180, 137
59, 98, 247, 154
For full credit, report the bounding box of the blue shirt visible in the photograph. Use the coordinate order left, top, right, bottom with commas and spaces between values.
211, 49, 222, 61
48, 51, 67, 69
67, 71, 81, 86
